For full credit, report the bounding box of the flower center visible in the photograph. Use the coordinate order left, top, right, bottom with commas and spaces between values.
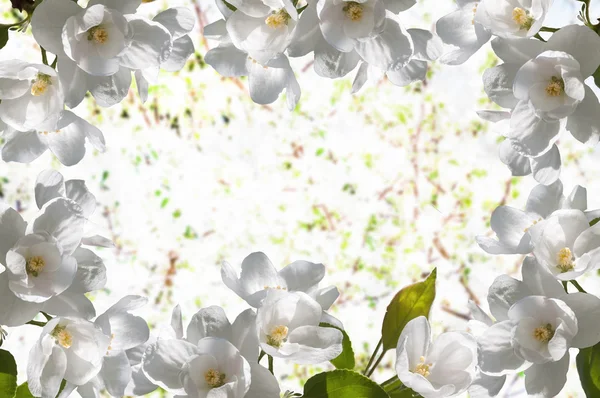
88, 26, 109, 44
265, 9, 291, 29
557, 247, 574, 273
26, 256, 46, 277
266, 325, 289, 348
51, 325, 73, 348
546, 76, 565, 97
533, 323, 555, 343
343, 2, 364, 21
412, 356, 432, 378
30, 73, 52, 96
512, 7, 534, 30
204, 368, 226, 388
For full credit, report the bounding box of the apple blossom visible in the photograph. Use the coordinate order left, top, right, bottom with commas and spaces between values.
221, 251, 340, 311
436, 0, 492, 65
256, 289, 343, 364
395, 316, 478, 398
142, 306, 280, 398
31, 0, 172, 108
533, 209, 600, 280
474, 0, 553, 39
1, 110, 106, 166
27, 317, 110, 398
0, 60, 64, 132
478, 257, 600, 396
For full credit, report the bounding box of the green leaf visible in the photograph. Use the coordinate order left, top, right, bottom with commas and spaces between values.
577, 343, 600, 397
381, 268, 437, 351
384, 379, 421, 398
15, 383, 35, 398
303, 369, 389, 398
320, 323, 355, 370
590, 217, 600, 227
593, 65, 600, 91
0, 349, 17, 398
0, 27, 8, 50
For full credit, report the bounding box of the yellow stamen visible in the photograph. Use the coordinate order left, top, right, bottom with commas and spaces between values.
343, 2, 364, 21
512, 7, 534, 30
533, 323, 554, 343
545, 76, 564, 97
265, 9, 290, 29
30, 74, 52, 96
51, 325, 73, 348
204, 368, 226, 388
557, 247, 574, 272
26, 256, 45, 277
413, 356, 432, 377
266, 325, 289, 348
88, 26, 109, 44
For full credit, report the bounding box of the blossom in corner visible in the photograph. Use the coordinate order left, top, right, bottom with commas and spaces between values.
395, 316, 478, 398
478, 257, 600, 397
474, 0, 553, 39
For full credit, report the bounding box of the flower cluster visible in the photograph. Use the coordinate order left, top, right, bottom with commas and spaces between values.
203, 0, 443, 109
0, 0, 195, 166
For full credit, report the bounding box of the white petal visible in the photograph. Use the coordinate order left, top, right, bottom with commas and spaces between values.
171, 304, 184, 339
41, 346, 68, 398
245, 361, 280, 398
314, 42, 360, 79
88, 0, 141, 14
561, 292, 600, 348
524, 354, 569, 397
284, 325, 343, 364
65, 180, 96, 217
279, 260, 325, 292
355, 17, 413, 71
383, 0, 416, 13
153, 7, 195, 39
524, 179, 563, 218
32, 197, 85, 255
490, 206, 535, 253
35, 170, 66, 210
71, 247, 106, 293
508, 101, 561, 157
0, 206, 26, 265
566, 85, 600, 147
45, 111, 87, 167
102, 351, 132, 397
545, 25, 600, 78
396, 316, 430, 369
499, 139, 531, 177
239, 251, 285, 306
521, 256, 564, 299
204, 44, 249, 77
487, 275, 532, 321
490, 37, 544, 66
387, 60, 428, 86
162, 36, 195, 72
88, 67, 132, 107
142, 339, 199, 393
482, 64, 518, 108
478, 320, 529, 375
530, 144, 561, 186
186, 306, 232, 345
288, 2, 321, 57
31, 0, 81, 56
120, 17, 172, 70
231, 309, 259, 361
57, 57, 89, 108
468, 372, 506, 398
42, 290, 96, 319
1, 129, 48, 164
408, 28, 443, 61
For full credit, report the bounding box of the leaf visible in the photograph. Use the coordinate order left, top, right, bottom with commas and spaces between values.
384, 379, 421, 398
0, 26, 9, 50
593, 65, 600, 91
590, 217, 600, 227
577, 343, 600, 397
381, 268, 437, 351
0, 349, 17, 398
320, 323, 355, 370
15, 383, 35, 398
303, 369, 390, 398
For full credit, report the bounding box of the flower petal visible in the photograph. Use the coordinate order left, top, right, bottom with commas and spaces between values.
186, 306, 232, 345
119, 17, 172, 70
31, 0, 81, 56
102, 351, 132, 397
142, 339, 199, 393
523, 353, 569, 397
478, 320, 529, 375
284, 325, 343, 364
31, 197, 85, 255
566, 85, 600, 147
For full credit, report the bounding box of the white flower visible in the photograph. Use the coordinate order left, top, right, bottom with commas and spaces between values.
482, 25, 600, 157
31, 0, 172, 108
475, 180, 595, 255
135, 7, 196, 103
533, 209, 600, 280
204, 21, 301, 109
435, 0, 492, 65
72, 296, 150, 397
27, 317, 110, 398
0, 60, 64, 131
142, 306, 280, 398
317, 0, 386, 53
0, 171, 109, 327
478, 257, 600, 397
5, 232, 77, 303
395, 316, 478, 398
256, 289, 343, 364
1, 110, 106, 166
474, 0, 552, 39
226, 0, 298, 64
221, 251, 339, 310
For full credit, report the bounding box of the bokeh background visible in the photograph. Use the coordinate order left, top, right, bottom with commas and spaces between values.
1, 0, 600, 396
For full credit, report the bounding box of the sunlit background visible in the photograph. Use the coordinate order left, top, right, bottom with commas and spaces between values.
1, 0, 599, 396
